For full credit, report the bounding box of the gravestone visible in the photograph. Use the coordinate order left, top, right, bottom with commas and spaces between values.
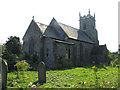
38, 61, 46, 84
0, 58, 2, 90
2, 60, 8, 89
0, 45, 2, 90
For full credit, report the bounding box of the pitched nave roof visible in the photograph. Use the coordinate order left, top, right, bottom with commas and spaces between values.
35, 18, 94, 43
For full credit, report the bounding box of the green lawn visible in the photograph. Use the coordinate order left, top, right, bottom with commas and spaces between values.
7, 66, 119, 88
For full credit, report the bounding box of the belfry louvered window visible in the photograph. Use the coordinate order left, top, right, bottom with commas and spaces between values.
83, 23, 86, 30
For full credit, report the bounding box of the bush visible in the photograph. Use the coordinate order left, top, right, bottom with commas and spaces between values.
15, 60, 30, 81
24, 53, 39, 70
57, 58, 73, 69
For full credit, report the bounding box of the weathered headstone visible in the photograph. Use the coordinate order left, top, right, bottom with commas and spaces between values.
38, 61, 46, 84
2, 60, 8, 89
0, 58, 2, 90
0, 44, 2, 90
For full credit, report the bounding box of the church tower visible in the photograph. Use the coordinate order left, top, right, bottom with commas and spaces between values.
79, 10, 99, 44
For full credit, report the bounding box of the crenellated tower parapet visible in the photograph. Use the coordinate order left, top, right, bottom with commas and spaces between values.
79, 10, 99, 45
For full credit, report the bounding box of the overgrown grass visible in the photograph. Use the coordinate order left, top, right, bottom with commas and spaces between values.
7, 66, 118, 88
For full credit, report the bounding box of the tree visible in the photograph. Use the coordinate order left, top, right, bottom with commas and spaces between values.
5, 36, 22, 56
2, 36, 22, 71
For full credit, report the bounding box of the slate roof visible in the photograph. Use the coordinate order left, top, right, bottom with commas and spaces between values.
77, 30, 94, 43
35, 19, 94, 43
58, 22, 94, 43
58, 23, 78, 39
36, 22, 47, 34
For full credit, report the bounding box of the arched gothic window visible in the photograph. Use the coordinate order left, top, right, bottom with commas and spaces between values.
65, 48, 70, 60
65, 48, 68, 60
80, 43, 83, 60
29, 37, 34, 56
85, 48, 88, 59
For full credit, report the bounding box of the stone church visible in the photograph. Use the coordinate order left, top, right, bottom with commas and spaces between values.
23, 11, 110, 69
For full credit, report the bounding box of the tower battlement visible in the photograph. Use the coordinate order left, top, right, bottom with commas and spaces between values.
79, 10, 98, 44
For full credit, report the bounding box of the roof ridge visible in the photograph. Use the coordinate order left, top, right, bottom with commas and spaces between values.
35, 22, 48, 34
36, 22, 48, 26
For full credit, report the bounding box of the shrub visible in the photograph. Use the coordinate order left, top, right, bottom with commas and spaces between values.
23, 53, 39, 70
57, 57, 73, 69
15, 60, 29, 81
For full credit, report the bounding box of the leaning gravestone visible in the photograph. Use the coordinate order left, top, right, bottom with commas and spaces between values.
38, 61, 46, 84
0, 58, 2, 90
2, 60, 8, 89
0, 45, 2, 90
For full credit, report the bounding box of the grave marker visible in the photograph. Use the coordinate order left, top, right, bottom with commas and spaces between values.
2, 60, 8, 89
0, 59, 2, 90
38, 61, 46, 84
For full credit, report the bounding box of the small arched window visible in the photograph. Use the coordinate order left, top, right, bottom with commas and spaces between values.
46, 48, 49, 57
83, 23, 86, 30
65, 48, 70, 60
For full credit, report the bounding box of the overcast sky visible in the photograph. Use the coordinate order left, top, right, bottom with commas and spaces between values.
0, 0, 119, 52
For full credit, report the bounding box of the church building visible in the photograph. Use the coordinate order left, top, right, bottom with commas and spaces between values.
23, 11, 110, 68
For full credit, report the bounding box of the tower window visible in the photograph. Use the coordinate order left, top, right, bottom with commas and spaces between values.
83, 23, 86, 30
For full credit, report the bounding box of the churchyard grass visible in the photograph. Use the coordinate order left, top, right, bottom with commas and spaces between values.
7, 66, 118, 88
